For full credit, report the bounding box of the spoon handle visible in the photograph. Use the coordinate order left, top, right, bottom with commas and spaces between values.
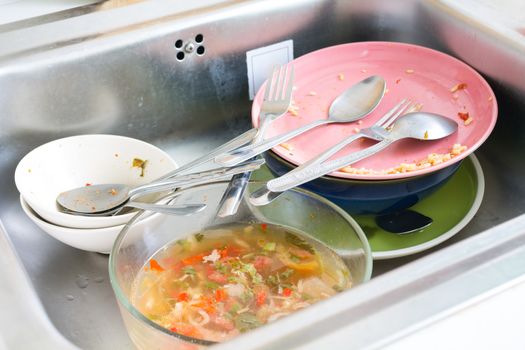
214, 119, 328, 167
267, 138, 395, 193
125, 202, 206, 216
154, 128, 258, 181
215, 112, 274, 218
128, 159, 265, 199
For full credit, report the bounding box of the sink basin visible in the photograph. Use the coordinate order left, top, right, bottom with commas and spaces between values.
1, 0, 525, 349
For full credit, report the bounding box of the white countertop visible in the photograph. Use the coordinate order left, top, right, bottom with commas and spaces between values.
382, 276, 525, 350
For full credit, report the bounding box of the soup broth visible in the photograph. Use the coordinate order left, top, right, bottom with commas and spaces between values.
130, 223, 351, 342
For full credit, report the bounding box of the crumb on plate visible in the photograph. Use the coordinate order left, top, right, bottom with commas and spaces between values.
450, 82, 467, 93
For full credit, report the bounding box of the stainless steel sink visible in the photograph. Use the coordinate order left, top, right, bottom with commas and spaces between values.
1, 0, 524, 349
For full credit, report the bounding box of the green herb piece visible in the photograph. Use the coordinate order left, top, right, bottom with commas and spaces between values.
239, 261, 263, 284
285, 231, 314, 254
280, 268, 294, 279
214, 262, 228, 274
175, 238, 191, 251
204, 281, 220, 290
301, 293, 313, 301
267, 274, 279, 286
194, 233, 204, 242
263, 242, 276, 251
235, 312, 261, 332
333, 284, 345, 293
182, 266, 196, 276
229, 303, 241, 315
227, 276, 240, 283
289, 254, 301, 263
240, 290, 254, 304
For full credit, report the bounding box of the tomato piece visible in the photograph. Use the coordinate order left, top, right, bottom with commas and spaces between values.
253, 255, 273, 273
170, 324, 198, 337
215, 288, 226, 302
283, 288, 292, 297
177, 292, 189, 302
208, 271, 227, 284
458, 111, 469, 121
260, 223, 268, 232
256, 290, 267, 306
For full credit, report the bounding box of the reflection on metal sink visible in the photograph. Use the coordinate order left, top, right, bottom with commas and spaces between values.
1, 0, 525, 349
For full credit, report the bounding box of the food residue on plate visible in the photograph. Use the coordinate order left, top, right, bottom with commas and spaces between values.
338, 73, 345, 81
458, 111, 473, 126
132, 158, 148, 177
288, 101, 300, 116
339, 144, 468, 175
405, 69, 415, 74
450, 82, 467, 93
279, 143, 294, 151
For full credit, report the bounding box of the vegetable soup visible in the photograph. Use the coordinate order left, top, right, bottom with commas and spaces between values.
130, 223, 351, 342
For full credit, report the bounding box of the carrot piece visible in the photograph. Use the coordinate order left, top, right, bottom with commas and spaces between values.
283, 288, 292, 297
181, 254, 205, 265
149, 259, 165, 272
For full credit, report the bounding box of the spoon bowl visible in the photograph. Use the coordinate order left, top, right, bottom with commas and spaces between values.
56, 159, 265, 215
214, 75, 386, 167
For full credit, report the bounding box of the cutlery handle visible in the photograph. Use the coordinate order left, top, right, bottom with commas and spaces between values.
249, 133, 366, 206
215, 115, 274, 217
129, 159, 265, 198
267, 138, 395, 192
287, 132, 366, 177
215, 119, 328, 167
154, 127, 258, 181
125, 202, 206, 216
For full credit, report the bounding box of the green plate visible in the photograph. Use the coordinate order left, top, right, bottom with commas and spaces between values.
252, 154, 484, 260
353, 154, 484, 259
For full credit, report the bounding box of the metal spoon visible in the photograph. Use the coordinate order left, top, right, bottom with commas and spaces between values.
56, 159, 264, 214
59, 200, 207, 217
214, 75, 386, 167
375, 209, 433, 234
250, 112, 458, 204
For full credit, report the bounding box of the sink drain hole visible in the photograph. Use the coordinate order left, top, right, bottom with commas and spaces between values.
196, 45, 205, 56
174, 35, 205, 61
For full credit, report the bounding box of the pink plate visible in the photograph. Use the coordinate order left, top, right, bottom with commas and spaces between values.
251, 42, 498, 180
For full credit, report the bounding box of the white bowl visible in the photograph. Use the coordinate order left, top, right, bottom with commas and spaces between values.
20, 195, 165, 254
14, 134, 178, 229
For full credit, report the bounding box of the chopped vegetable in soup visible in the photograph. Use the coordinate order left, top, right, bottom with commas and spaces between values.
131, 223, 351, 342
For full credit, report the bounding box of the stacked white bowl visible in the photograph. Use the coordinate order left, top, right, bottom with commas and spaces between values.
15, 134, 178, 254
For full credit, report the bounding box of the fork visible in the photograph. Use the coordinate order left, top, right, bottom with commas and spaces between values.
249, 99, 421, 205
216, 64, 294, 217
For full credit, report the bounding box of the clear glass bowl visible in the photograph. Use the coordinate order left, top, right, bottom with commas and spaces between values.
109, 181, 372, 349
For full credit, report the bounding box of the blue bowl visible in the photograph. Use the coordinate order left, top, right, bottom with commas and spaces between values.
263, 150, 462, 215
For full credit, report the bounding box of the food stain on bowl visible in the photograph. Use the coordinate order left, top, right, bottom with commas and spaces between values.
130, 222, 351, 342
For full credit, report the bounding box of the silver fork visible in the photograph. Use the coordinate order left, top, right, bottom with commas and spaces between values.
216, 65, 294, 217
249, 99, 421, 206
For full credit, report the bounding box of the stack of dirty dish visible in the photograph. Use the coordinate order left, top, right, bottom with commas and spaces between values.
240, 42, 497, 216
15, 134, 179, 254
